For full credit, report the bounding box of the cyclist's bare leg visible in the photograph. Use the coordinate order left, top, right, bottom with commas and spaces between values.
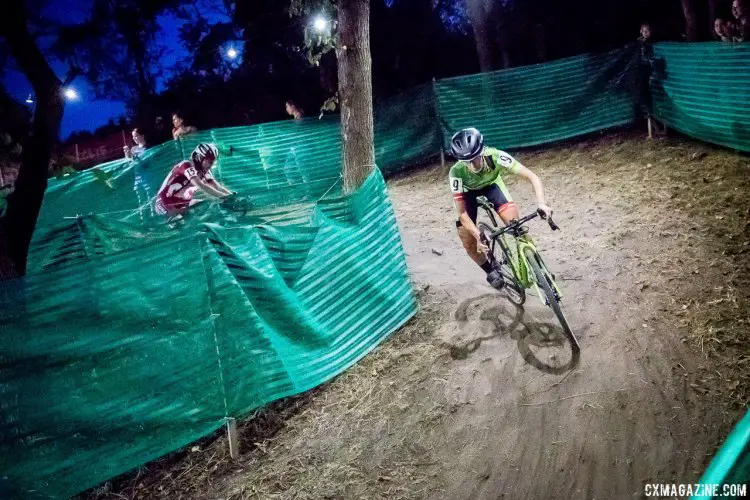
498, 202, 519, 224
457, 226, 489, 266
456, 199, 520, 267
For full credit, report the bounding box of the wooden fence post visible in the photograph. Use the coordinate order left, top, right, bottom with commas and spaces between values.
226, 418, 239, 460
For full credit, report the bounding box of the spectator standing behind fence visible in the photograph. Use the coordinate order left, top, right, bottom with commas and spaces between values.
715, 18, 739, 42
123, 128, 154, 221
638, 23, 651, 43
172, 113, 198, 140
636, 22, 666, 139
636, 24, 654, 120
123, 127, 147, 160
124, 128, 154, 220
283, 100, 309, 196
732, 0, 749, 40
285, 100, 305, 121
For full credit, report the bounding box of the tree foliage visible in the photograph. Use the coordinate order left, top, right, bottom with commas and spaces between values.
289, 0, 338, 66
51, 0, 181, 103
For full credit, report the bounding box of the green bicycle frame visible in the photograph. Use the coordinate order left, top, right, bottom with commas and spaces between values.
479, 198, 563, 306
496, 231, 563, 306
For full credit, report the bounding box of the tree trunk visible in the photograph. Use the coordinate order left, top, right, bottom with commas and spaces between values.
681, 0, 698, 41
133, 53, 152, 100
337, 0, 375, 194
465, 0, 496, 72
708, 0, 718, 38
0, 2, 64, 279
493, 3, 512, 69
534, 23, 548, 63
320, 53, 338, 95
398, 0, 438, 87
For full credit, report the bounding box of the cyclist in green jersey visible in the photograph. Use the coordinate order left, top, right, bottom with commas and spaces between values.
449, 128, 553, 289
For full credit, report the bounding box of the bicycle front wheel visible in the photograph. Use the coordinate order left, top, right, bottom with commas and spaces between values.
524, 248, 580, 354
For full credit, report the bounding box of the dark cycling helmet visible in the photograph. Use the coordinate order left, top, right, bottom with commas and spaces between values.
192, 143, 219, 167
451, 128, 484, 161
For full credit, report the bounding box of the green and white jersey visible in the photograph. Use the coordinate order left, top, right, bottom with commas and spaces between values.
448, 147, 523, 197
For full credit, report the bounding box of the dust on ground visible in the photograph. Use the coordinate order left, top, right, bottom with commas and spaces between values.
82, 132, 749, 500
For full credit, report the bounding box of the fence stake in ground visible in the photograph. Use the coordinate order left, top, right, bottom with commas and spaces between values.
226, 418, 240, 460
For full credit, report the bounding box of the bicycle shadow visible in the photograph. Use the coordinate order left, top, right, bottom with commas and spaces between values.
450, 293, 581, 374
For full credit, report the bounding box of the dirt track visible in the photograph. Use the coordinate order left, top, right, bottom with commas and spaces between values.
385, 132, 748, 499
86, 132, 749, 500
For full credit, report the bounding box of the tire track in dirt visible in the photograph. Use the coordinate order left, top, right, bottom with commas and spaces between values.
79, 135, 746, 500
387, 135, 734, 499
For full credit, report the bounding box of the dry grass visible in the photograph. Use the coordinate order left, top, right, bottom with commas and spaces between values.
80, 290, 453, 500
80, 131, 750, 500
81, 391, 322, 500
522, 133, 750, 410
220, 296, 450, 500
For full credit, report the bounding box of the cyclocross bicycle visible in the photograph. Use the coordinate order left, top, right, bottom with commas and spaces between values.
476, 196, 580, 354
164, 194, 254, 227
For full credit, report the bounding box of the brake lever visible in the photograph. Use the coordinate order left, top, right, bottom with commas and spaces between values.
537, 208, 560, 231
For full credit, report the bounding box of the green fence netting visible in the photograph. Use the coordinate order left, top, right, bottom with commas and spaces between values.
652, 42, 750, 153
692, 410, 750, 499
434, 45, 640, 150
3, 41, 749, 499
31, 81, 441, 233
1, 169, 417, 499
374, 82, 443, 173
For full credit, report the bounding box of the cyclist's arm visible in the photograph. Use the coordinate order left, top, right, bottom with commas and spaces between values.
451, 173, 481, 239
452, 189, 482, 240
205, 177, 233, 196
455, 200, 481, 239
515, 165, 547, 206
190, 177, 230, 198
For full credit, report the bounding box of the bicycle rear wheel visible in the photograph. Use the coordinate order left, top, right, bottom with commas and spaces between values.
524, 247, 580, 354
478, 222, 526, 305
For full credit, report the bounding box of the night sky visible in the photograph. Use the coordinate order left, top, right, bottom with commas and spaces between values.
2, 0, 229, 139
5, 0, 676, 139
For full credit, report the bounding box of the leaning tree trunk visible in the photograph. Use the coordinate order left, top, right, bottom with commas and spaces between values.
465, 0, 496, 72
681, 0, 699, 41
337, 0, 375, 194
0, 2, 64, 279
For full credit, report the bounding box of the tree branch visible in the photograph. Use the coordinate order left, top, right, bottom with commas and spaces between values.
63, 65, 82, 86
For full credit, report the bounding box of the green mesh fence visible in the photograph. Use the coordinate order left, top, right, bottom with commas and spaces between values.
692, 411, 750, 499
1, 169, 416, 499
434, 46, 639, 150
652, 43, 750, 152
33, 82, 441, 232
3, 42, 750, 499
374, 83, 443, 174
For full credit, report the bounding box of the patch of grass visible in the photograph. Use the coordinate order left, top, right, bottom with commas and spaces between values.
221, 303, 450, 500
522, 132, 750, 410
80, 297, 452, 500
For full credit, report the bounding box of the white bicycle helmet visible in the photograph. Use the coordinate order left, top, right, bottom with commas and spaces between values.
192, 143, 219, 166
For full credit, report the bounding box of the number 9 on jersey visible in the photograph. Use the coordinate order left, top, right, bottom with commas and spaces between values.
450, 177, 462, 193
